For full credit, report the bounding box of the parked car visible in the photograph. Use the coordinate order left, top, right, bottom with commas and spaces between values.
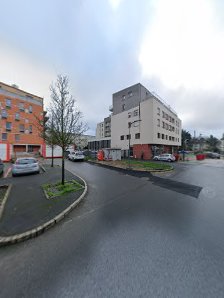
68, 151, 84, 161
205, 152, 220, 159
0, 159, 4, 175
153, 153, 176, 162
12, 157, 40, 177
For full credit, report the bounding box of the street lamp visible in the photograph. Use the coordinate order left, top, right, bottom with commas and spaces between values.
127, 119, 141, 169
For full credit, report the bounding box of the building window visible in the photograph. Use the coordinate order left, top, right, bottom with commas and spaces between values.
29, 125, 32, 133
157, 107, 160, 115
162, 111, 165, 118
19, 124, 25, 132
15, 113, 20, 120
29, 105, 33, 113
166, 135, 168, 140
19, 103, 25, 111
126, 134, 131, 140
162, 121, 165, 128
6, 122, 12, 131
172, 137, 174, 141
162, 134, 164, 139
122, 95, 126, 100
157, 133, 160, 138
15, 134, 20, 141
6, 98, 11, 108
128, 112, 132, 118
1, 109, 8, 118
122, 104, 125, 111
128, 91, 133, 97
133, 109, 139, 116
120, 135, 124, 140
135, 133, 140, 139
157, 119, 160, 127
2, 133, 7, 141
165, 123, 168, 130
169, 136, 171, 141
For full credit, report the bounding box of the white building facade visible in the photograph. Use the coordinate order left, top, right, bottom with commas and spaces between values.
111, 83, 181, 159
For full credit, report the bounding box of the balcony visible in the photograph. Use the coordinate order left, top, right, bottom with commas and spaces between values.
109, 105, 113, 112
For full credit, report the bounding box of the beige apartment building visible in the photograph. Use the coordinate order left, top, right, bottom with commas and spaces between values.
89, 83, 181, 159
111, 83, 181, 159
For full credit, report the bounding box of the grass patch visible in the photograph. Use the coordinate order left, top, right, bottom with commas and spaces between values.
43, 180, 84, 199
119, 160, 173, 171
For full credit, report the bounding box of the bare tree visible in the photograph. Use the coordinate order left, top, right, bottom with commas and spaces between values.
49, 75, 88, 184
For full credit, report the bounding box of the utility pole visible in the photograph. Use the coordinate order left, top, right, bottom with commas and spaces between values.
127, 119, 141, 169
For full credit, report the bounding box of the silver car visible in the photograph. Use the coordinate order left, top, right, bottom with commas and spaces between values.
153, 153, 176, 162
0, 159, 4, 175
12, 157, 40, 177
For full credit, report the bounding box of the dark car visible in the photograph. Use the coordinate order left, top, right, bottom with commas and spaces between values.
206, 152, 220, 159
0, 159, 4, 175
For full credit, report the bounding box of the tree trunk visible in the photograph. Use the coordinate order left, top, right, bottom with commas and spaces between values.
51, 145, 54, 167
62, 150, 65, 185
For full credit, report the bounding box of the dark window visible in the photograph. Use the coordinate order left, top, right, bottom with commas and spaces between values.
122, 95, 126, 100
126, 134, 131, 140
157, 133, 160, 138
29, 105, 33, 113
29, 125, 32, 133
6, 98, 11, 108
15, 113, 20, 120
15, 134, 20, 141
2, 133, 7, 141
133, 109, 139, 116
120, 135, 124, 140
166, 135, 168, 140
172, 137, 175, 141
19, 103, 25, 111
128, 91, 133, 97
169, 136, 171, 140
157, 107, 160, 115
122, 104, 125, 111
6, 122, 12, 131
135, 133, 140, 139
19, 124, 25, 132
2, 109, 8, 118
157, 119, 160, 127
162, 134, 164, 139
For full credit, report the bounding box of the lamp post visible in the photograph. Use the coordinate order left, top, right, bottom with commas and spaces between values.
128, 119, 141, 169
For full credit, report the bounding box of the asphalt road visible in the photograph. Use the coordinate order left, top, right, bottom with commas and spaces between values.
1, 159, 224, 297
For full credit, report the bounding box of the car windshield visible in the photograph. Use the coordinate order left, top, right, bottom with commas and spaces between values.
17, 159, 36, 164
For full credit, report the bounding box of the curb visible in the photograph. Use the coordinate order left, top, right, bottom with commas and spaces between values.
0, 172, 87, 247
40, 164, 46, 172
0, 184, 12, 220
86, 160, 174, 174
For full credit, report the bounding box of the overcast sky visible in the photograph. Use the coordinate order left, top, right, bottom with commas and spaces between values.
1, 0, 224, 138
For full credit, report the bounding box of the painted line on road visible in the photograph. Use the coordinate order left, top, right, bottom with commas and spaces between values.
4, 167, 12, 178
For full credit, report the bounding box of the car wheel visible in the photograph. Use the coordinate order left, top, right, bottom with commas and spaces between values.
168, 159, 172, 162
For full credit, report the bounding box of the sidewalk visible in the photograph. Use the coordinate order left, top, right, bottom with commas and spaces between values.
0, 165, 86, 238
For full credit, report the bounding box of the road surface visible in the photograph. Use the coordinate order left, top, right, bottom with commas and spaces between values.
1, 159, 224, 297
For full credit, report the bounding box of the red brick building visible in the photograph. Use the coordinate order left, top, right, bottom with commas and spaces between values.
0, 82, 44, 161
